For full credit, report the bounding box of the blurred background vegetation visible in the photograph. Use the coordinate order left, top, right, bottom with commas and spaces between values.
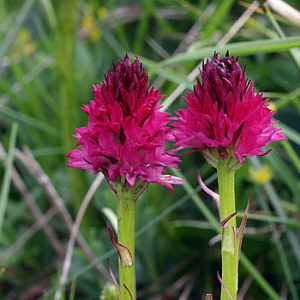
0, 0, 300, 299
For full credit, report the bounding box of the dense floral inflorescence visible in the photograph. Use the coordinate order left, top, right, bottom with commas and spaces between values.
173, 52, 287, 169
67, 55, 182, 192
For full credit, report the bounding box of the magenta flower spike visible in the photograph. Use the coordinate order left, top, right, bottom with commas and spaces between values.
172, 52, 287, 300
67, 55, 183, 300
173, 52, 287, 169
67, 54, 183, 194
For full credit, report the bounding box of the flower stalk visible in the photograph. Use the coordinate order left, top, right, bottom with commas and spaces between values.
116, 184, 136, 300
217, 160, 237, 300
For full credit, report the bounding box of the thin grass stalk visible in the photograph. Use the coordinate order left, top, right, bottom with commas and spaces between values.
159, 35, 300, 66
264, 2, 300, 72
16, 148, 110, 280
0, 0, 4, 33
54, 173, 104, 300
251, 156, 300, 269
69, 278, 77, 300
202, 0, 235, 39
281, 141, 300, 176
255, 185, 299, 300
133, 0, 152, 54
54, 0, 89, 218
267, 150, 300, 207
236, 212, 300, 229
110, 4, 130, 51
0, 158, 65, 258
171, 168, 220, 231
0, 122, 18, 238
55, 0, 78, 152
0, 0, 36, 62
239, 253, 281, 300
8, 56, 48, 121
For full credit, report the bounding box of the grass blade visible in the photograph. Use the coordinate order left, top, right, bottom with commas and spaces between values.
0, 0, 36, 61
160, 35, 300, 66
0, 122, 18, 238
255, 185, 299, 300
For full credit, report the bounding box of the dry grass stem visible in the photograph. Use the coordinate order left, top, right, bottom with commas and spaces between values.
16, 148, 110, 280
2, 206, 57, 261
218, 1, 259, 46
0, 143, 65, 259
54, 173, 104, 300
149, 266, 200, 300
268, 0, 300, 26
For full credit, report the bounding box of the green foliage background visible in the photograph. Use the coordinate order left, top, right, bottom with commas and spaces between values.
0, 0, 300, 299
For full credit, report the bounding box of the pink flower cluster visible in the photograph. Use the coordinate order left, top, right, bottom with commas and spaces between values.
68, 53, 287, 190
67, 55, 183, 192
173, 53, 287, 169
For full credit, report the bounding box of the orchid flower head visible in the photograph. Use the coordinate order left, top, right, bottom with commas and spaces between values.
67, 54, 183, 193
173, 52, 287, 169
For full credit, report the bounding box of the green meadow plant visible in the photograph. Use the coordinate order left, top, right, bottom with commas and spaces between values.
172, 52, 287, 299
0, 123, 18, 238
1, 0, 300, 299
67, 55, 183, 300
67, 52, 287, 300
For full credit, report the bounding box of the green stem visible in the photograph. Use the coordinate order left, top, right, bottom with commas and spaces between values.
217, 160, 238, 300
265, 4, 300, 73
116, 185, 136, 300
0, 122, 18, 238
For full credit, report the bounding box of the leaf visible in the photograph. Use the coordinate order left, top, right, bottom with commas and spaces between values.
106, 220, 134, 267
159, 35, 300, 66
236, 193, 251, 261
220, 212, 237, 255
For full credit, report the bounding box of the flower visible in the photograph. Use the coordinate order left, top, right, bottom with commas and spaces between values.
80, 15, 101, 42
250, 165, 273, 184
173, 52, 287, 169
67, 54, 183, 193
